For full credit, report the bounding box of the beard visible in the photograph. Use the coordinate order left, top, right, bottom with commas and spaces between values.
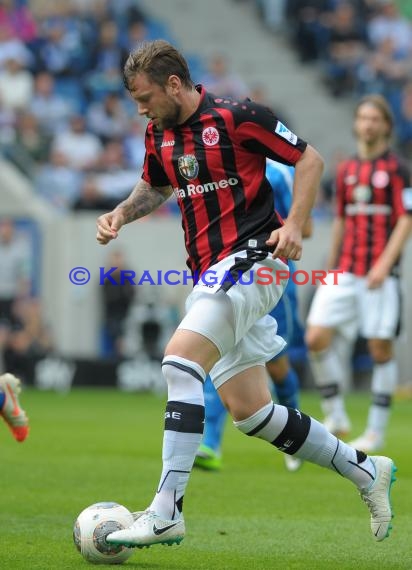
155, 101, 182, 130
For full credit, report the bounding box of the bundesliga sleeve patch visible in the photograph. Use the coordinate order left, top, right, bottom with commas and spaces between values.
275, 121, 298, 146
402, 187, 412, 210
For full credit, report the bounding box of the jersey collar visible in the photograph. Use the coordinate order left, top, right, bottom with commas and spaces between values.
178, 84, 208, 127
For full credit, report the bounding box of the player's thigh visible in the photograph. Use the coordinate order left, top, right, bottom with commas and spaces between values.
174, 289, 235, 364
210, 313, 286, 390
270, 295, 289, 342
179, 250, 288, 356
305, 325, 335, 351
360, 276, 401, 340
270, 284, 305, 353
165, 329, 221, 373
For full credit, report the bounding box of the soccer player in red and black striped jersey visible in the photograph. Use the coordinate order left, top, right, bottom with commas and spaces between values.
306, 94, 412, 453
96, 41, 397, 548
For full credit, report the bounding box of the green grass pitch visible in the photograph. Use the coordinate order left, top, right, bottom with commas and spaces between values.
1, 389, 411, 569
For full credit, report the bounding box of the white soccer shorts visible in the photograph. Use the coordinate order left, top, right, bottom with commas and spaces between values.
178, 250, 289, 388
307, 271, 401, 340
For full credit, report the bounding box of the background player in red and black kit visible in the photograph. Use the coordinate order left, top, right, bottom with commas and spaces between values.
95, 41, 397, 549
306, 94, 412, 453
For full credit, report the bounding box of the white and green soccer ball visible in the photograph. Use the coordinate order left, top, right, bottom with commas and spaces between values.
73, 502, 134, 564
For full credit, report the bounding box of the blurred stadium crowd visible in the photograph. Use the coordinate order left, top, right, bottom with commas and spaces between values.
266, 0, 412, 158
0, 0, 411, 381
2, 0, 412, 212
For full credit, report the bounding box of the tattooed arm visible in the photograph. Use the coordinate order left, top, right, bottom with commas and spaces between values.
96, 179, 173, 245
116, 179, 173, 223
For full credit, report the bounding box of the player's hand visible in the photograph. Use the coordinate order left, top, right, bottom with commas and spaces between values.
96, 210, 125, 245
366, 263, 388, 289
266, 222, 303, 260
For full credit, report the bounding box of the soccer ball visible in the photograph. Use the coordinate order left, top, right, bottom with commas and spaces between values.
73, 502, 134, 564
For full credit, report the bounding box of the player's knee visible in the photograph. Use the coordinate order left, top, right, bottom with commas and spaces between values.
224, 396, 270, 424
164, 329, 220, 372
368, 340, 393, 363
305, 326, 333, 352
162, 356, 206, 391
233, 402, 274, 435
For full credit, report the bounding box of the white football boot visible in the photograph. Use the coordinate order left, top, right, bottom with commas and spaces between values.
107, 509, 185, 548
359, 456, 397, 541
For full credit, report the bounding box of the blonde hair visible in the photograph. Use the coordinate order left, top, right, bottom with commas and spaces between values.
123, 40, 193, 91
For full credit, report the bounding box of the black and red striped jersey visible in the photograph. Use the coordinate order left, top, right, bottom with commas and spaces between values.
335, 150, 412, 276
142, 85, 307, 276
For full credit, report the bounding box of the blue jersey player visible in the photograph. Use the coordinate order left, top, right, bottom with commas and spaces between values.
195, 159, 311, 472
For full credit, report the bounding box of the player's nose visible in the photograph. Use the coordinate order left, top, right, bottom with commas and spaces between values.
137, 102, 148, 116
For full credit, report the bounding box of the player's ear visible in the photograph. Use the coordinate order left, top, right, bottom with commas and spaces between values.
167, 75, 181, 95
